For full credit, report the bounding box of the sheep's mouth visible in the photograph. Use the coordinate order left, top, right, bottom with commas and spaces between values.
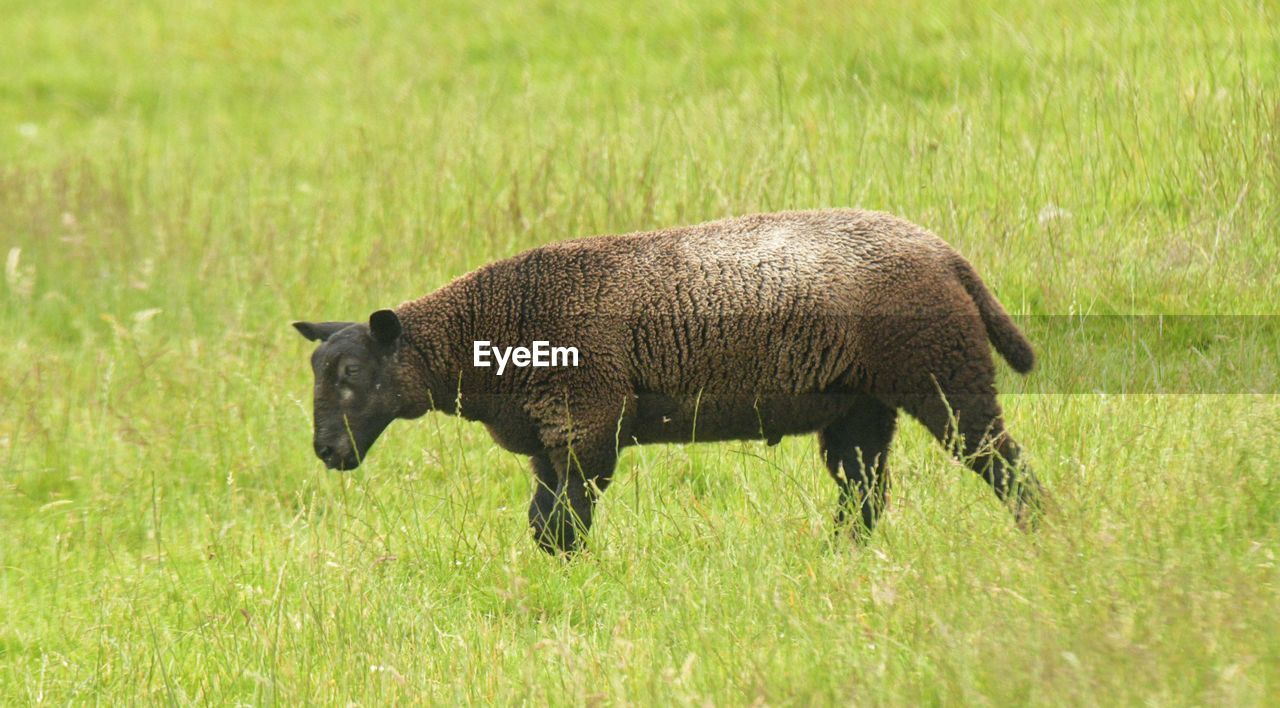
314, 441, 362, 470
313, 418, 391, 471
322, 452, 361, 471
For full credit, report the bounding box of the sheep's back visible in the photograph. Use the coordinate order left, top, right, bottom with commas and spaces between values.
593, 210, 959, 396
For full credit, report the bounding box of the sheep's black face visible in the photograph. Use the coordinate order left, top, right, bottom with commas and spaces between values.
293, 310, 405, 471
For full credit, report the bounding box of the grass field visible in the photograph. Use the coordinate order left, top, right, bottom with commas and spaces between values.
3, 0, 1279, 703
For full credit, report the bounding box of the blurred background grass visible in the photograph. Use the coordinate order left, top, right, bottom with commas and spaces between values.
1, 0, 1278, 703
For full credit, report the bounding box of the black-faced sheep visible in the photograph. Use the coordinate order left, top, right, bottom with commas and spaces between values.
294, 209, 1045, 553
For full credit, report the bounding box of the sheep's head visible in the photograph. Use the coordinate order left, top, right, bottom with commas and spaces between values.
292, 310, 407, 471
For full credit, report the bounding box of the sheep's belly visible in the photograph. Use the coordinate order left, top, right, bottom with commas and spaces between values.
629, 392, 857, 444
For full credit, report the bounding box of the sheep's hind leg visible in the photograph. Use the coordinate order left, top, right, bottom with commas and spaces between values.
902, 391, 1046, 529
819, 396, 897, 541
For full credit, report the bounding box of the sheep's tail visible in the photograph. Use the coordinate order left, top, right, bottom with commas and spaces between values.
951, 256, 1035, 374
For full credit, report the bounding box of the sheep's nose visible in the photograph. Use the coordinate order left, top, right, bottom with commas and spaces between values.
315, 443, 334, 461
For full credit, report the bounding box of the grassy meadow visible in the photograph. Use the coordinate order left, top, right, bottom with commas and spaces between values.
2, 0, 1279, 703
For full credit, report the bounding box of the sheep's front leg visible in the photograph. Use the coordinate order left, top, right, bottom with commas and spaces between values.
527, 452, 562, 552
528, 436, 617, 555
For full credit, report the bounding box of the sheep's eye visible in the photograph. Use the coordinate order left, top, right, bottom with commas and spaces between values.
342, 364, 361, 379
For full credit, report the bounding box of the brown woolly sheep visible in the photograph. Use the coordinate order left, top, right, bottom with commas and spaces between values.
294, 209, 1045, 554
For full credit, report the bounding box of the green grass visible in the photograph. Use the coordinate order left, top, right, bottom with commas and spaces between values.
2, 0, 1278, 703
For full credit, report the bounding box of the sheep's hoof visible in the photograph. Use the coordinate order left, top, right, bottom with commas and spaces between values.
1015, 499, 1053, 533
832, 509, 876, 545
530, 519, 584, 556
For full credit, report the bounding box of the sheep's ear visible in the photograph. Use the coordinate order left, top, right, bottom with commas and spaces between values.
293, 321, 354, 342
369, 309, 402, 345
